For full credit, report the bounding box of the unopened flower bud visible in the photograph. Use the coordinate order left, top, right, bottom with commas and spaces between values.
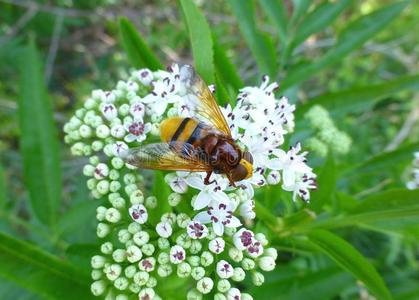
126, 245, 142, 263
91, 280, 107, 296
242, 258, 255, 270
177, 262, 192, 278
217, 279, 231, 293
232, 267, 245, 281
258, 256, 276, 271
111, 248, 126, 262
91, 255, 106, 269
133, 231, 149, 246
105, 207, 121, 223
114, 276, 128, 290
145, 196, 157, 208
97, 223, 111, 238
196, 277, 213, 294
191, 267, 205, 280
200, 251, 214, 267
101, 242, 113, 254
252, 271, 264, 286
157, 264, 173, 277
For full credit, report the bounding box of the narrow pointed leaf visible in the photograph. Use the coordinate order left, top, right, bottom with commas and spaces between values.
18, 39, 62, 227
180, 0, 215, 83
259, 0, 288, 46
291, 0, 352, 48
296, 74, 419, 117
119, 17, 163, 70
310, 153, 336, 213
0, 232, 90, 299
213, 35, 243, 91
228, 0, 277, 77
282, 1, 409, 89
0, 164, 6, 209
307, 230, 393, 300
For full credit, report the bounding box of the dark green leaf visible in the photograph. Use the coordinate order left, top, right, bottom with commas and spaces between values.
213, 35, 243, 92
119, 17, 163, 70
290, 0, 312, 24
307, 229, 393, 300
311, 153, 336, 213
0, 232, 90, 299
180, 0, 215, 83
259, 0, 288, 46
228, 0, 277, 77
297, 74, 419, 118
252, 266, 353, 300
351, 189, 419, 215
18, 39, 62, 228
282, 1, 409, 89
0, 164, 6, 209
291, 0, 352, 48
345, 141, 419, 175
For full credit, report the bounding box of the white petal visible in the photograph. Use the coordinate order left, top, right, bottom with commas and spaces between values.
266, 158, 283, 170
186, 175, 205, 190
213, 222, 224, 236
226, 216, 241, 228
124, 134, 137, 143
282, 169, 296, 186
194, 211, 211, 224
212, 191, 229, 203
193, 192, 211, 210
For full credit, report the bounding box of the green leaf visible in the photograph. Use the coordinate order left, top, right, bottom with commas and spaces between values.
119, 17, 163, 70
291, 0, 352, 48
228, 0, 277, 77
307, 229, 393, 300
180, 0, 215, 83
290, 0, 312, 24
311, 153, 336, 213
259, 0, 288, 46
252, 266, 353, 300
296, 74, 419, 117
0, 164, 6, 209
18, 39, 62, 228
0, 232, 90, 299
304, 189, 419, 230
351, 189, 419, 215
213, 35, 243, 91
345, 141, 419, 175
282, 1, 409, 89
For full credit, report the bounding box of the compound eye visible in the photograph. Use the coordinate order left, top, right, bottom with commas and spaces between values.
231, 164, 248, 182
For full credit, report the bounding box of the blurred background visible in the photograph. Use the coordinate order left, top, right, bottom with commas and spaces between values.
0, 0, 418, 299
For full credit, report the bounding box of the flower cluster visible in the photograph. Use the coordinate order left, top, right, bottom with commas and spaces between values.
64, 64, 316, 299
406, 152, 419, 190
304, 105, 352, 157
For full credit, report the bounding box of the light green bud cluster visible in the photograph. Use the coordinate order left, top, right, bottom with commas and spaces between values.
305, 105, 352, 156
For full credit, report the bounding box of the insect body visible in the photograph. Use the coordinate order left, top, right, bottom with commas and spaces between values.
125, 65, 253, 186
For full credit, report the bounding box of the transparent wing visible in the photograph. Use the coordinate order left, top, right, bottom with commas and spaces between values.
179, 64, 232, 137
123, 142, 212, 172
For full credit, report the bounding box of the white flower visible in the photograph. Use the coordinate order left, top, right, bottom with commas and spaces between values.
156, 221, 173, 238
170, 245, 186, 264
268, 142, 313, 186
187, 174, 230, 210
129, 204, 148, 224
282, 172, 317, 202
227, 288, 241, 300
113, 141, 129, 157
133, 68, 153, 85
129, 101, 145, 119
216, 260, 234, 279
194, 199, 241, 236
233, 228, 254, 251
124, 119, 151, 143
165, 172, 189, 194
208, 237, 225, 254
239, 200, 256, 220
139, 257, 155, 272
187, 221, 209, 239
247, 240, 263, 258
101, 103, 117, 120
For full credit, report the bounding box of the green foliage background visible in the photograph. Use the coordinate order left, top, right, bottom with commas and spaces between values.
0, 0, 418, 299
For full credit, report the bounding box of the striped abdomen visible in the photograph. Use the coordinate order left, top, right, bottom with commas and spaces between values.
160, 117, 207, 146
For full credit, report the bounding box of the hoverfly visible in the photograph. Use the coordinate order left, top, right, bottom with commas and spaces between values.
125, 65, 253, 186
